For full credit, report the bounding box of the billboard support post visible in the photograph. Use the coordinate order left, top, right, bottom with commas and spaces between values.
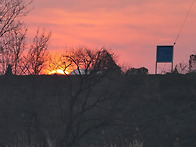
155, 61, 157, 74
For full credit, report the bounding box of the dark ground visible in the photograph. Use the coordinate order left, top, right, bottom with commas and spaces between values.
0, 73, 195, 147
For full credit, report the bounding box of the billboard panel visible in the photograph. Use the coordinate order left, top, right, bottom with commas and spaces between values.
156, 46, 173, 62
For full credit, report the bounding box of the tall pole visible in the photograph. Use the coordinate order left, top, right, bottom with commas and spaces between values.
155, 47, 157, 74
155, 62, 157, 74
171, 45, 174, 73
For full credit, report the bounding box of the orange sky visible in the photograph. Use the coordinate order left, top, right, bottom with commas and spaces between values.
25, 0, 196, 73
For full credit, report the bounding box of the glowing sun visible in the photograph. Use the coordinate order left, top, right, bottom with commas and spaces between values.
49, 69, 69, 75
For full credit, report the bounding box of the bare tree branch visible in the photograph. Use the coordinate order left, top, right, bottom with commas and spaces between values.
25, 29, 51, 75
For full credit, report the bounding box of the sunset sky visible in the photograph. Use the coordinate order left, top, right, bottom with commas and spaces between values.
25, 0, 196, 73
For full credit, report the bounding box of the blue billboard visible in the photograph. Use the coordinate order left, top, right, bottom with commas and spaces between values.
156, 46, 173, 62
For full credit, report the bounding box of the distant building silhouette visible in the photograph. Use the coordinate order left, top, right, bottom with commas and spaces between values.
70, 69, 90, 75
5, 64, 13, 75
189, 54, 196, 72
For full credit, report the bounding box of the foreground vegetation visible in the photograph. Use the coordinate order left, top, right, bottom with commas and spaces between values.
0, 73, 195, 147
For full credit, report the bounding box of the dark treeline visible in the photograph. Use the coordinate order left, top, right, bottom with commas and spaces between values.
0, 73, 195, 147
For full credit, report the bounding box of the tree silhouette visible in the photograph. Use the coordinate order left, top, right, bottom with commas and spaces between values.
54, 48, 122, 146
125, 67, 148, 75
1, 28, 27, 74
23, 29, 51, 75
62, 48, 121, 75
0, 0, 32, 74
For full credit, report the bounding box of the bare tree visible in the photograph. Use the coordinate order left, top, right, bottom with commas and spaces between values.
24, 29, 51, 75
55, 48, 122, 146
63, 48, 121, 75
174, 63, 188, 74
0, 0, 31, 37
1, 28, 27, 74
0, 0, 32, 74
46, 47, 121, 76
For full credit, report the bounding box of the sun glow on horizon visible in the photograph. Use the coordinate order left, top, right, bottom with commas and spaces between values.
49, 69, 69, 75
